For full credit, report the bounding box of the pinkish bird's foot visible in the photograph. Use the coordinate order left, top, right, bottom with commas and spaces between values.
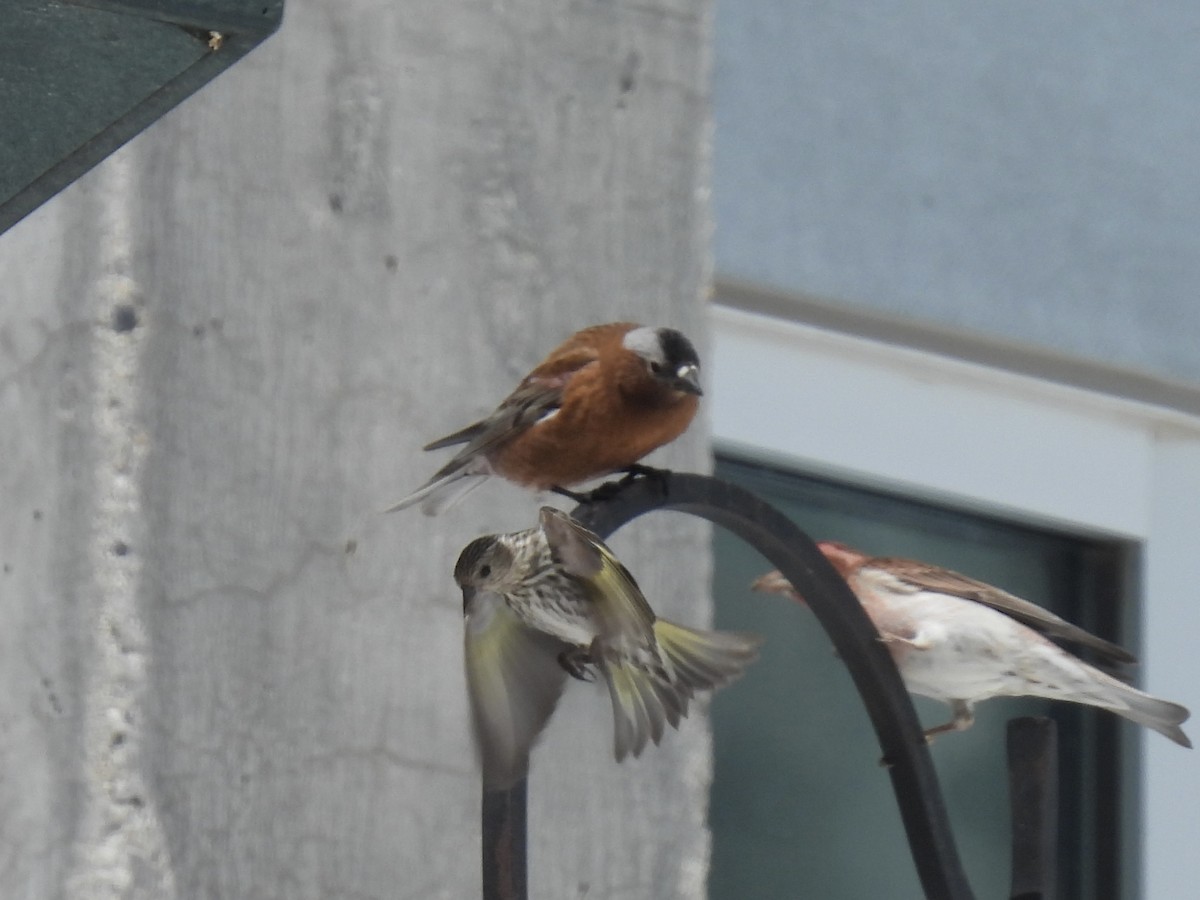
557, 648, 596, 682
878, 632, 934, 651
921, 701, 975, 741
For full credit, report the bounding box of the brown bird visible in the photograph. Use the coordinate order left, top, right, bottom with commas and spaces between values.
387, 323, 702, 515
457, 507, 761, 788
752, 541, 1191, 748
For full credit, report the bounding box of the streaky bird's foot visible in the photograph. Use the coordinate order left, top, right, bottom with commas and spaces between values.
557, 648, 596, 682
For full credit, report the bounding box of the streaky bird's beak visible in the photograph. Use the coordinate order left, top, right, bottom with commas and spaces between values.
673, 364, 703, 396
460, 584, 477, 615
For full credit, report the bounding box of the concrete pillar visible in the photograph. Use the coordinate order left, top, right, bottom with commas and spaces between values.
0, 0, 714, 897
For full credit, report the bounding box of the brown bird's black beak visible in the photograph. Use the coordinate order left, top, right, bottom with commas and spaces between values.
672, 364, 703, 396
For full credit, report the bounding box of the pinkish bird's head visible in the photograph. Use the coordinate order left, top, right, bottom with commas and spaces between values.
752, 542, 871, 602
750, 569, 804, 604
815, 540, 869, 578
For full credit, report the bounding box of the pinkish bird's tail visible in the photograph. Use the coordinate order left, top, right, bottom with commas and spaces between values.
1110, 687, 1192, 749
601, 622, 761, 762
1045, 663, 1192, 748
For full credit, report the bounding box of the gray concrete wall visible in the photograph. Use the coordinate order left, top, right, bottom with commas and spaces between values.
714, 1, 1200, 390
0, 1, 715, 897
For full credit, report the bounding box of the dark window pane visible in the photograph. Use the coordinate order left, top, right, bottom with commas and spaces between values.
708, 454, 1133, 899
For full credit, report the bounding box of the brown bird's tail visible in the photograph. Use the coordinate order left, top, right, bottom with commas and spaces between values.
384, 471, 488, 515
601, 621, 761, 762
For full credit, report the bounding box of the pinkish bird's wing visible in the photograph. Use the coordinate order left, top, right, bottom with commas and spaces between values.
881, 558, 1137, 667
463, 587, 572, 790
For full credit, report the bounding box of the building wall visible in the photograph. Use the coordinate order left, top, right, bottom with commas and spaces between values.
711, 4, 1200, 896
0, 1, 715, 897
714, 1, 1200, 390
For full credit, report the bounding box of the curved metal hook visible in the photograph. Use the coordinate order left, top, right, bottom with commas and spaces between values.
483, 471, 976, 900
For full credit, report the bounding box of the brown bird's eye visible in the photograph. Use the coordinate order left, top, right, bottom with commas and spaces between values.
479, 564, 491, 578
649, 361, 665, 375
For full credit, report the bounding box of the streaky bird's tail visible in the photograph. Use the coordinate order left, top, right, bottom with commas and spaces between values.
653, 619, 763, 695
601, 621, 761, 762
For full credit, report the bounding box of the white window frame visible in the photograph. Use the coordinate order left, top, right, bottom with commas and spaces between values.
711, 303, 1200, 898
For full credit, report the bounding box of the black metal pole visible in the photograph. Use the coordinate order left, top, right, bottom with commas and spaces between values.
575, 473, 975, 899
480, 472, 977, 900
1007, 717, 1058, 900
481, 779, 527, 900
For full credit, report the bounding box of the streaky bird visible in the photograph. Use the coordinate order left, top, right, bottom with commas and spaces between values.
458, 507, 761, 788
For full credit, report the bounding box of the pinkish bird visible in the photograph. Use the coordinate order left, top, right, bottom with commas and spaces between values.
752, 541, 1191, 748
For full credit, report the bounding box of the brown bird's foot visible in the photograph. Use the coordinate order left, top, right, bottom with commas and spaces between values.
557, 648, 596, 682
550, 485, 592, 504
553, 466, 672, 505
580, 480, 627, 503
619, 464, 670, 493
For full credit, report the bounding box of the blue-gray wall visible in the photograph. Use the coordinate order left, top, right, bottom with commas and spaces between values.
714, 1, 1200, 389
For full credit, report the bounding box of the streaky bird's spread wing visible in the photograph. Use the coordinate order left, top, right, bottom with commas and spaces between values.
538, 507, 657, 639
463, 587, 572, 789
539, 507, 677, 762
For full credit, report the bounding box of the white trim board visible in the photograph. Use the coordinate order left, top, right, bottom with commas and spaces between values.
710, 303, 1200, 899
